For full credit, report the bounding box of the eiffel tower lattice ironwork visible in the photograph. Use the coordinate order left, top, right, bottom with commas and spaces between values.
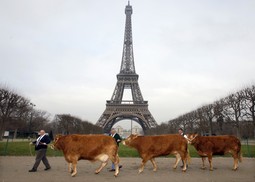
96, 2, 157, 133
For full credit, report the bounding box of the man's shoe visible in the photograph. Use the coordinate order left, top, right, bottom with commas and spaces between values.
119, 165, 122, 169
44, 167, 51, 171
109, 169, 115, 172
29, 169, 37, 172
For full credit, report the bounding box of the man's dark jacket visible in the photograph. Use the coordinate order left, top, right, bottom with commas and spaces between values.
32, 135, 51, 150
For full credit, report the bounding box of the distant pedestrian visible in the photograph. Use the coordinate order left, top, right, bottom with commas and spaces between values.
29, 130, 51, 172
109, 128, 122, 171
178, 128, 187, 139
178, 128, 188, 168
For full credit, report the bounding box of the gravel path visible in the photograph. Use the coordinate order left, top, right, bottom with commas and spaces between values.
0, 157, 254, 182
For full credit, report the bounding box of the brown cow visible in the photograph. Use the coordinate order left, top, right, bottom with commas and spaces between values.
186, 134, 242, 171
51, 134, 120, 177
122, 134, 190, 173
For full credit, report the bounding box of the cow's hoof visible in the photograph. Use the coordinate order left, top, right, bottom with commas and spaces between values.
114, 171, 119, 177
138, 170, 143, 174
71, 173, 76, 177
201, 167, 206, 170
182, 168, 187, 172
209, 168, 214, 171
232, 168, 238, 171
153, 169, 157, 172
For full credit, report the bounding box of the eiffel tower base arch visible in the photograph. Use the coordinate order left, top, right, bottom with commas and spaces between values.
96, 102, 157, 134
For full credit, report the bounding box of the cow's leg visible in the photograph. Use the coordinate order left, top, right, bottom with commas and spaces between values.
71, 161, 78, 177
233, 157, 239, 171
95, 154, 109, 174
113, 154, 120, 177
138, 158, 148, 174
95, 162, 108, 174
180, 152, 187, 172
68, 163, 73, 173
208, 154, 213, 171
150, 158, 157, 172
201, 157, 206, 169
173, 153, 181, 169
231, 151, 239, 171
66, 155, 78, 177
65, 157, 73, 173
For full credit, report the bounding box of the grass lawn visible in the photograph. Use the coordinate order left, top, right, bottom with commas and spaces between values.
0, 141, 254, 157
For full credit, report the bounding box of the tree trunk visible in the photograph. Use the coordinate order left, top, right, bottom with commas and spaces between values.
253, 124, 255, 139
0, 130, 3, 141
209, 119, 213, 135
14, 129, 18, 139
0, 119, 6, 141
236, 125, 241, 139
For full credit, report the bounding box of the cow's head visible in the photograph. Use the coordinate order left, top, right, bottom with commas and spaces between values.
186, 133, 198, 144
122, 134, 139, 146
50, 134, 62, 150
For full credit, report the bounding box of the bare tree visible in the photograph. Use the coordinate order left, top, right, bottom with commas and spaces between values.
242, 85, 255, 137
0, 87, 31, 140
178, 115, 188, 132
146, 122, 170, 135
223, 92, 245, 138
53, 114, 78, 134
52, 114, 102, 135
201, 104, 215, 135
213, 99, 226, 134
194, 107, 210, 135
29, 110, 51, 134
167, 118, 181, 133
124, 85, 255, 137
184, 111, 198, 133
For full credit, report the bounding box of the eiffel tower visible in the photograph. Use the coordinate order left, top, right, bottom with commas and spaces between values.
96, 2, 157, 133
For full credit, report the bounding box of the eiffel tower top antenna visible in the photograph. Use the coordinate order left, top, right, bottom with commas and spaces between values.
120, 1, 135, 74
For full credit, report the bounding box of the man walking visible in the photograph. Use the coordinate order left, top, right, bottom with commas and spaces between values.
178, 128, 187, 138
109, 128, 122, 171
29, 130, 51, 172
178, 128, 188, 168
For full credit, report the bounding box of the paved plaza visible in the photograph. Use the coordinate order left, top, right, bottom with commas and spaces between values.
0, 157, 254, 182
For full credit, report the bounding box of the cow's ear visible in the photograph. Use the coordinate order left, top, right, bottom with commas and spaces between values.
55, 134, 62, 139
128, 134, 133, 139
190, 133, 195, 139
130, 134, 138, 139
133, 134, 138, 139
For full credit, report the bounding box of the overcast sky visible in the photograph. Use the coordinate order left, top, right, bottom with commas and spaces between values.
1, 0, 255, 129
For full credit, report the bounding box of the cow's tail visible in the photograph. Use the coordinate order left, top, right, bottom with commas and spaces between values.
116, 153, 120, 164
186, 148, 191, 165
237, 140, 242, 163
185, 143, 191, 165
